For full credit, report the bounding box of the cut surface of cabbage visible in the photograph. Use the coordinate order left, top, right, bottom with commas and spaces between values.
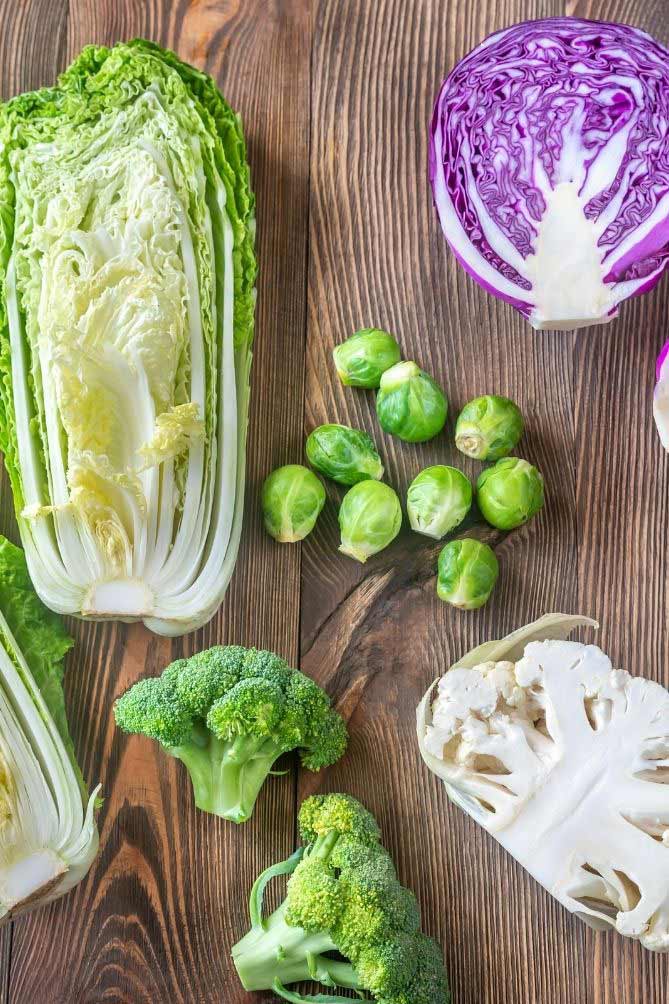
0, 537, 99, 921
0, 42, 256, 635
417, 615, 669, 951
430, 18, 669, 330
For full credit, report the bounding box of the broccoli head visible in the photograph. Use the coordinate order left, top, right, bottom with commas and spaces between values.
231, 794, 449, 1004
114, 647, 348, 823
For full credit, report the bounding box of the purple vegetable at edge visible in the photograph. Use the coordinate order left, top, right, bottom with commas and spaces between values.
654, 340, 669, 451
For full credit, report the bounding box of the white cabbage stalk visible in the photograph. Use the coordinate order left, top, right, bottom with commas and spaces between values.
0, 43, 256, 636
417, 615, 669, 951
0, 538, 99, 920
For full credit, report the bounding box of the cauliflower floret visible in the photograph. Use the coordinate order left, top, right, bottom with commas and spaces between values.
425, 665, 500, 758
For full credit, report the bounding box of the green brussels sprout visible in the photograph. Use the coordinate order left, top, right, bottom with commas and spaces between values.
476, 458, 544, 530
306, 424, 384, 486
407, 466, 472, 540
262, 465, 326, 543
455, 395, 524, 460
376, 361, 448, 443
332, 328, 401, 388
437, 538, 499, 609
338, 481, 402, 563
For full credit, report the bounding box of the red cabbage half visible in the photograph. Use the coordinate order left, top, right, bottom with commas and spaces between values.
430, 18, 669, 330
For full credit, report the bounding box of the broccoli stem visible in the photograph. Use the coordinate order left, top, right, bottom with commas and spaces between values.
309, 832, 340, 861
249, 848, 305, 928
273, 982, 362, 1004
170, 732, 284, 823
233, 902, 359, 992
232, 826, 365, 994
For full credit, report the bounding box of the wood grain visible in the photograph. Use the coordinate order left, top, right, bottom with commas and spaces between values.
0, 925, 9, 1004
301, 3, 669, 1004
1, 1, 311, 1002
568, 8, 669, 1004
0, 0, 668, 1002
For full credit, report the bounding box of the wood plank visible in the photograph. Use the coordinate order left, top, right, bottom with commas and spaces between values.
569, 6, 669, 1004
3, 2, 312, 1002
0, 2, 70, 998
300, 2, 665, 1004
0, 925, 8, 1004
1, 1, 668, 1002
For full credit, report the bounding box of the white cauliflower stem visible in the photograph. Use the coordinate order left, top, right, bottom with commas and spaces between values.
418, 621, 669, 951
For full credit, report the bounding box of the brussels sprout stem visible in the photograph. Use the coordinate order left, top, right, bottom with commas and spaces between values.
455, 433, 482, 457
338, 543, 370, 563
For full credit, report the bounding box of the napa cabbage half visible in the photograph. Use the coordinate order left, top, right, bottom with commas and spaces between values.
0, 536, 99, 920
0, 41, 256, 635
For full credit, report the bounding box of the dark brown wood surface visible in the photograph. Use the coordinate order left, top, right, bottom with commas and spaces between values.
0, 1, 667, 1002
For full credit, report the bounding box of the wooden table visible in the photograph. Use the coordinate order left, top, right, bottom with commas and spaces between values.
1, 1, 667, 1002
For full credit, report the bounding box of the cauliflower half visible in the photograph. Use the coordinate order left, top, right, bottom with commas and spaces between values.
417, 615, 669, 951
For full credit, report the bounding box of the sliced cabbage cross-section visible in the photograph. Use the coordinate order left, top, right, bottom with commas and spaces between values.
430, 18, 669, 330
0, 41, 256, 635
0, 536, 99, 921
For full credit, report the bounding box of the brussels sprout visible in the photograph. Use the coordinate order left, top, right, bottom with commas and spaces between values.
262, 465, 326, 543
338, 481, 402, 563
476, 458, 544, 530
332, 328, 401, 388
376, 361, 448, 442
437, 538, 499, 609
306, 424, 384, 486
455, 395, 524, 460
407, 466, 472, 540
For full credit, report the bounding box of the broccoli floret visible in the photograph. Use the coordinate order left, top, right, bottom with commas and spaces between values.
358, 932, 448, 1004
298, 793, 381, 846
231, 794, 449, 1004
242, 648, 295, 686
208, 677, 285, 738
174, 646, 246, 715
114, 647, 348, 823
111, 676, 189, 746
